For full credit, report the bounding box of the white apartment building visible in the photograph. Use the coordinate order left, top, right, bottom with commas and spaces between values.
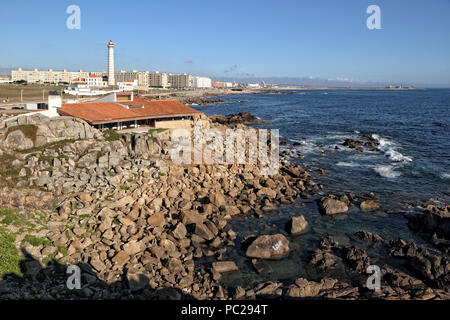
192, 76, 212, 88
148, 71, 169, 88
11, 68, 89, 84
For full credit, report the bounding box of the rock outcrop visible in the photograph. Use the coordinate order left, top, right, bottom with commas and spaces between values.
209, 112, 270, 125
0, 114, 100, 150
408, 205, 450, 242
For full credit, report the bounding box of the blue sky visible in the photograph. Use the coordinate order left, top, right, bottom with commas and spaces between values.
0, 0, 449, 87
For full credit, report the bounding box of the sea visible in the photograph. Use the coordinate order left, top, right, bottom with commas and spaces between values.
194, 89, 450, 288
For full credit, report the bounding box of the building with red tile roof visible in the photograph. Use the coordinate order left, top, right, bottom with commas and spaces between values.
58, 92, 203, 130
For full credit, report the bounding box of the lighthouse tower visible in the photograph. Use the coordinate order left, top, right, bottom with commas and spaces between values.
107, 40, 115, 86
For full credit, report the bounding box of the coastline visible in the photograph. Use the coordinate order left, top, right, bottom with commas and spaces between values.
0, 109, 448, 300
142, 86, 425, 106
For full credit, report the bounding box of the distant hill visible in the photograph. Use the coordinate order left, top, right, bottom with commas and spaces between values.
213, 76, 390, 88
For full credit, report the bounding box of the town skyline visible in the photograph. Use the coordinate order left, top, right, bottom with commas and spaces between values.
1, 0, 450, 87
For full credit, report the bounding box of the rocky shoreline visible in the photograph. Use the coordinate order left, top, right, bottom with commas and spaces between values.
0, 112, 448, 300
209, 112, 271, 126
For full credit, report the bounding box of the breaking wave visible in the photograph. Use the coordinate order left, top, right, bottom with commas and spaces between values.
336, 161, 360, 167
441, 173, 450, 180
374, 165, 401, 178
372, 134, 412, 163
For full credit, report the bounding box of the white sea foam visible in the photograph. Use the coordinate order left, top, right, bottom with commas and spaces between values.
371, 134, 412, 163
441, 173, 450, 180
385, 149, 413, 162
336, 161, 360, 167
324, 133, 351, 140
298, 141, 318, 154
374, 165, 401, 178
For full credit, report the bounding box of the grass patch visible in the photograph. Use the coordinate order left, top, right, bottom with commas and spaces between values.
57, 154, 68, 160
18, 139, 75, 154
39, 154, 54, 166
148, 128, 167, 135
0, 154, 20, 182
57, 246, 68, 256
21, 234, 51, 247
7, 125, 38, 144
103, 129, 124, 142
120, 185, 130, 191
0, 208, 34, 228
0, 208, 20, 225
0, 227, 22, 278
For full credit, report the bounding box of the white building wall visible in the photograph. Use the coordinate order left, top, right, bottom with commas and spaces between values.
193, 76, 212, 88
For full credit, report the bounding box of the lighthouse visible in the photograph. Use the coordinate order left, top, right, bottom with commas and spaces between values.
107, 40, 115, 86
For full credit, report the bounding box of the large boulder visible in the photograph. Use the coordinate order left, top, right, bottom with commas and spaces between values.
246, 234, 290, 260
4, 129, 34, 150
318, 197, 348, 215
0, 115, 99, 150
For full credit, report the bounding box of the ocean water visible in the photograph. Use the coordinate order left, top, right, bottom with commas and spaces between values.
197, 89, 450, 210
196, 89, 450, 288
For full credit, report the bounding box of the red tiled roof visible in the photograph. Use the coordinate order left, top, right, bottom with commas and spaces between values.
59, 98, 202, 125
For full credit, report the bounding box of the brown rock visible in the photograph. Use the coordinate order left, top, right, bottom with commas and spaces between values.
123, 240, 143, 255
286, 215, 308, 235
212, 261, 238, 273
147, 212, 165, 227
195, 223, 215, 241
360, 200, 380, 211
181, 210, 204, 225
318, 197, 348, 215
172, 222, 187, 239
246, 234, 290, 260
112, 250, 130, 266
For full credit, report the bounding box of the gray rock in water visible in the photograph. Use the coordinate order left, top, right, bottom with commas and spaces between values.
286, 215, 308, 235
318, 197, 349, 215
